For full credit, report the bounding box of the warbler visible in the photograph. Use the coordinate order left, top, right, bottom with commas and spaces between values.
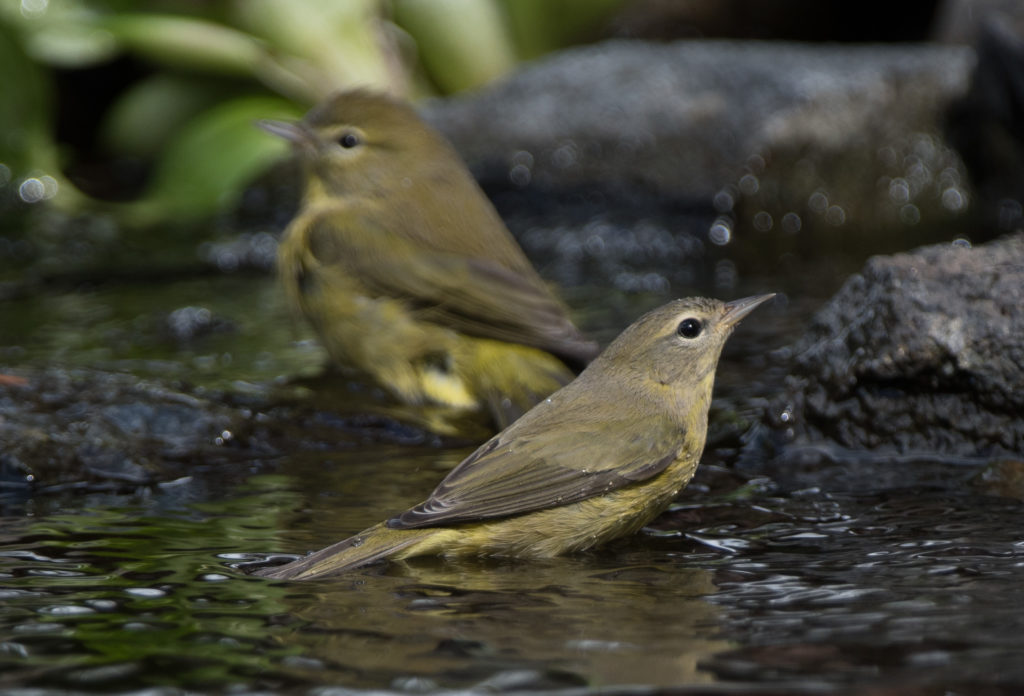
257, 294, 774, 580
259, 90, 597, 428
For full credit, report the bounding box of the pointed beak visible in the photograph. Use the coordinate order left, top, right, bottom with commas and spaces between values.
722, 293, 775, 328
256, 119, 318, 152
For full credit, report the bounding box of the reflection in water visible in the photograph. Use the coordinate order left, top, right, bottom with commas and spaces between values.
278, 558, 725, 688
0, 497, 300, 690
3, 270, 1024, 693
0, 461, 728, 692
250, 449, 730, 687
3, 446, 1024, 693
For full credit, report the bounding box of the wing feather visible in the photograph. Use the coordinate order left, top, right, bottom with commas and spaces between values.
388, 405, 683, 529
304, 208, 598, 364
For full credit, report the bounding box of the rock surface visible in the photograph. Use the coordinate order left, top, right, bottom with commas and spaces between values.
418, 39, 980, 297
426, 40, 975, 239
770, 232, 1024, 459
0, 368, 438, 508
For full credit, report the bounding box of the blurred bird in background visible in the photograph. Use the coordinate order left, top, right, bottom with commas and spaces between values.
260, 90, 597, 430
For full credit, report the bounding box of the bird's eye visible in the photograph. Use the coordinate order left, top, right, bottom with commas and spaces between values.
338, 132, 361, 149
677, 318, 703, 339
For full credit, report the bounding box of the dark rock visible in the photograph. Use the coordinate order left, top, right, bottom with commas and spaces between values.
945, 17, 1024, 233
425, 39, 975, 247
0, 370, 235, 500
769, 232, 1024, 459
609, 0, 941, 42
0, 367, 443, 509
933, 0, 1024, 45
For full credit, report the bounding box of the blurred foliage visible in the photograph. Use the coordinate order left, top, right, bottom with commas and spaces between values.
0, 0, 626, 229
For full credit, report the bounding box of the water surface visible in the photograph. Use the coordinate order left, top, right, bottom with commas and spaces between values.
2, 230, 1021, 695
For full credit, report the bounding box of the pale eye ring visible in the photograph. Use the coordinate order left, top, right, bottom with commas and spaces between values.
677, 318, 702, 339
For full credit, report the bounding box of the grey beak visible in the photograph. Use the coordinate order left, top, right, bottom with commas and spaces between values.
256, 119, 317, 149
722, 293, 776, 327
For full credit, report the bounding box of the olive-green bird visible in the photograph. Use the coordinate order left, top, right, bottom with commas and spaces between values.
259, 90, 597, 428
257, 294, 773, 580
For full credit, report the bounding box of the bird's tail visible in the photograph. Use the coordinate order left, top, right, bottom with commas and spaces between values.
255, 522, 444, 580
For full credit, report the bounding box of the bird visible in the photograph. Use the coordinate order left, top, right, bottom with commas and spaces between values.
259, 90, 598, 429
256, 294, 774, 580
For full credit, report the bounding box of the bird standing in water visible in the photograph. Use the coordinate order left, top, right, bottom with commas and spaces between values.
257, 294, 774, 580
260, 90, 597, 428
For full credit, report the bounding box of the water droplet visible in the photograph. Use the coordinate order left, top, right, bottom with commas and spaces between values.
781, 212, 802, 234
942, 187, 966, 212
511, 150, 534, 168
808, 191, 829, 213
900, 204, 921, 225
888, 177, 911, 204
551, 141, 578, 169
826, 205, 846, 226
509, 164, 531, 187
713, 187, 736, 212
18, 178, 45, 203
752, 211, 773, 232
709, 217, 732, 246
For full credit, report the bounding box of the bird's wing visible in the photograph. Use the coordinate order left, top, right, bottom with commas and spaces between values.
388, 408, 685, 529
303, 211, 598, 364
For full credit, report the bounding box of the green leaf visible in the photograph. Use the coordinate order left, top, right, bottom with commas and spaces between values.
100, 74, 236, 158
233, 0, 401, 99
123, 96, 302, 226
499, 0, 627, 59
102, 13, 267, 77
392, 0, 516, 93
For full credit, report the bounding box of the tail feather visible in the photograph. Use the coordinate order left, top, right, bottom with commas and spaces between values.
256, 523, 437, 580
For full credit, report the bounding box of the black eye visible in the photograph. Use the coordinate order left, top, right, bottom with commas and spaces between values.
677, 318, 702, 339
338, 132, 360, 149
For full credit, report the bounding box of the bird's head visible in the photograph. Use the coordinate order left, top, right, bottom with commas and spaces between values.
590, 294, 775, 413
258, 89, 451, 198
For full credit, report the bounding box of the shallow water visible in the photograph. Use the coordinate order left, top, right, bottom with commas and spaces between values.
3, 444, 1023, 694
2, 227, 1021, 693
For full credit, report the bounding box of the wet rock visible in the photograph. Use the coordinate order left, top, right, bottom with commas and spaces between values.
0, 370, 236, 500
425, 39, 975, 252
0, 367, 438, 508
769, 232, 1024, 459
